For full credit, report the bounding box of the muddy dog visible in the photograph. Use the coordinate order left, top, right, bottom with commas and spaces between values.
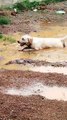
18, 34, 67, 51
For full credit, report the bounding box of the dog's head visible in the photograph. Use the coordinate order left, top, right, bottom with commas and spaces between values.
18, 34, 33, 47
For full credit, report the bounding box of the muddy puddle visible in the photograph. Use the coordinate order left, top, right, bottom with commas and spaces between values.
30, 66, 67, 75
0, 25, 67, 71
1, 82, 67, 101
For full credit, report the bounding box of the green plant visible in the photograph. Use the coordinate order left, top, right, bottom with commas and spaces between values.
12, 0, 40, 11
0, 33, 3, 39
2, 36, 16, 43
21, 0, 31, 9
0, 35, 16, 43
13, 2, 26, 11
22, 0, 39, 9
0, 0, 64, 12
0, 16, 11, 25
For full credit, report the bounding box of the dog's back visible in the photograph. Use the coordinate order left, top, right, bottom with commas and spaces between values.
31, 37, 64, 50
18, 34, 67, 50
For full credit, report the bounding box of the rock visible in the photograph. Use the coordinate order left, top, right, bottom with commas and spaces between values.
56, 10, 66, 14
33, 9, 38, 12
11, 8, 18, 16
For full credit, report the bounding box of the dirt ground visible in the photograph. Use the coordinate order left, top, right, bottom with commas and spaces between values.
0, 70, 67, 120
0, 1, 67, 34
0, 1, 67, 120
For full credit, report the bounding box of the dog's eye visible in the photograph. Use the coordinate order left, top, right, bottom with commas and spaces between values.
22, 38, 25, 40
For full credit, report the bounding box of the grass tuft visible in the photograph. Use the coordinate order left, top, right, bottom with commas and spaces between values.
0, 33, 3, 39
13, 0, 40, 11
13, 2, 26, 11
0, 16, 11, 25
0, 35, 16, 43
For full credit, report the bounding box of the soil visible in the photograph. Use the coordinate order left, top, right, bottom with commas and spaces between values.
0, 1, 67, 120
0, 1, 67, 34
0, 70, 67, 120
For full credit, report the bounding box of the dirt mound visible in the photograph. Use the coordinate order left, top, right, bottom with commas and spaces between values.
5, 58, 67, 67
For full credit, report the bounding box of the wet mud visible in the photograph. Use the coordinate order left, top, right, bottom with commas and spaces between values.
0, 1, 67, 119
3, 83, 67, 101
5, 58, 67, 67
0, 70, 67, 120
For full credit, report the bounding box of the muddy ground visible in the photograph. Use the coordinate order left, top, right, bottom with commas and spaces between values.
0, 1, 67, 34
0, 1, 67, 120
0, 70, 67, 120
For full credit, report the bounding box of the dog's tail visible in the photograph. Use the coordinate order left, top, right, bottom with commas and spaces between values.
61, 35, 67, 47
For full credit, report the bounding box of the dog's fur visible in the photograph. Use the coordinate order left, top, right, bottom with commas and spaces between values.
18, 34, 67, 50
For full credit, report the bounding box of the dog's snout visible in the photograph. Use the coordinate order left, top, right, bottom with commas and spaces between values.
17, 41, 20, 43
17, 40, 26, 46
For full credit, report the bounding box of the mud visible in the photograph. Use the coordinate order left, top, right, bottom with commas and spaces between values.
3, 83, 67, 101
0, 1, 67, 120
0, 70, 67, 89
5, 58, 67, 67
0, 70, 67, 120
30, 66, 67, 75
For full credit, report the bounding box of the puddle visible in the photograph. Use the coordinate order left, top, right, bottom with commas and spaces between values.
30, 26, 67, 38
4, 59, 67, 74
30, 66, 67, 75
2, 82, 67, 101
0, 26, 67, 70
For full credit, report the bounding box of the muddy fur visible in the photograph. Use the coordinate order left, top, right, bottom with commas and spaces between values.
18, 35, 67, 51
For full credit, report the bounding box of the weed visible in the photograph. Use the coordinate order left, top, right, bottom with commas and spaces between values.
0, 33, 3, 39
0, 16, 11, 25
3, 36, 16, 43
13, 2, 26, 11
0, 35, 16, 43
22, 0, 39, 10
12, 0, 40, 11
12, 0, 64, 11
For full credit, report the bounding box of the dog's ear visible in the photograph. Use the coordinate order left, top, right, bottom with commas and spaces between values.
27, 38, 32, 46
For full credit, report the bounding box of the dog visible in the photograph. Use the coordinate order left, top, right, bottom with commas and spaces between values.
18, 34, 67, 50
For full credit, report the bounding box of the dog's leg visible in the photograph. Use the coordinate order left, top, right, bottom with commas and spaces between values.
61, 36, 67, 47
62, 41, 66, 48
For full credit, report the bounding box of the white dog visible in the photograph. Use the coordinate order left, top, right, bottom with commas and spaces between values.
18, 34, 67, 50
